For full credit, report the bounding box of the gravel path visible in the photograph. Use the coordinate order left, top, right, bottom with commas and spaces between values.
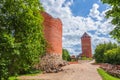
19, 60, 102, 80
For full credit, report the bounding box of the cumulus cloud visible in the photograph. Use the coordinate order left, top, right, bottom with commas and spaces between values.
41, 0, 116, 55
89, 3, 102, 21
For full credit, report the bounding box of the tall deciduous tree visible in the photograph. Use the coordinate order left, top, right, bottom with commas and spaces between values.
101, 0, 120, 42
0, 0, 46, 79
62, 49, 71, 61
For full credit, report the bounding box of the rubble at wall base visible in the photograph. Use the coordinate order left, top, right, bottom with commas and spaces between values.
100, 63, 120, 78
36, 53, 68, 73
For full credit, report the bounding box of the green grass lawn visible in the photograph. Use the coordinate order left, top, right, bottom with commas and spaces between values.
9, 70, 42, 80
9, 73, 40, 80
97, 68, 120, 80
9, 77, 18, 80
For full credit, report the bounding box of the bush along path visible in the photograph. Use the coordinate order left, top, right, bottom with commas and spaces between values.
18, 60, 102, 80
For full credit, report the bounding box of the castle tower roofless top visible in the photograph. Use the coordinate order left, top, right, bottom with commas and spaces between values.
81, 32, 91, 38
41, 12, 62, 55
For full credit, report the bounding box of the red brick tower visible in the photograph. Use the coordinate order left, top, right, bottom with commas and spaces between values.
81, 32, 92, 58
41, 12, 62, 55
37, 12, 64, 72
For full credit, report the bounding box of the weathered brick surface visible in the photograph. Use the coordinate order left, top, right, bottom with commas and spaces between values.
41, 12, 62, 55
38, 12, 68, 73
81, 32, 92, 58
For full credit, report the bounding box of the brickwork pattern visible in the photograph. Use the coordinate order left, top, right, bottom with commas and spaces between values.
81, 33, 92, 58
41, 12, 62, 55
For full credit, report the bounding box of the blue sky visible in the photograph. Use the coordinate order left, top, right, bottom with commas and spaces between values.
41, 0, 116, 55
69, 0, 108, 17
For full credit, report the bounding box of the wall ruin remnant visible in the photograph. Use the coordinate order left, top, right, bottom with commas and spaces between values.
41, 12, 62, 55
38, 12, 66, 73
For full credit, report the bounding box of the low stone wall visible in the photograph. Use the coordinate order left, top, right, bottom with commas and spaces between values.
36, 53, 68, 73
100, 63, 120, 78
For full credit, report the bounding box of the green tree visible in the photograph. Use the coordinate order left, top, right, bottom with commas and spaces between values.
94, 42, 117, 63
0, 0, 46, 79
101, 0, 120, 42
62, 49, 71, 61
104, 47, 120, 65
0, 33, 17, 79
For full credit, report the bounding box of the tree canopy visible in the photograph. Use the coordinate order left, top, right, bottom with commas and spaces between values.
104, 47, 120, 65
62, 49, 71, 61
0, 0, 46, 79
94, 42, 117, 63
101, 0, 120, 42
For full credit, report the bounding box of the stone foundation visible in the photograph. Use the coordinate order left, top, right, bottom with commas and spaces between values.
36, 53, 68, 73
100, 63, 120, 78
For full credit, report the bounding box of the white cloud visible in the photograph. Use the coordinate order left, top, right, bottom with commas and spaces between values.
41, 0, 116, 55
89, 3, 103, 21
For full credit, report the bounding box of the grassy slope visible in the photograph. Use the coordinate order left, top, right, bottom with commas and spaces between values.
9, 70, 42, 80
97, 68, 120, 80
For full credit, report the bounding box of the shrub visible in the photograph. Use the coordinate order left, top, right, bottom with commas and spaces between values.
104, 47, 120, 65
94, 42, 117, 63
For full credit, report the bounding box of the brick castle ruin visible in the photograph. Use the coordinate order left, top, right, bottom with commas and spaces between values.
37, 12, 66, 73
42, 12, 62, 55
81, 32, 92, 58
42, 12, 93, 59
38, 12, 92, 73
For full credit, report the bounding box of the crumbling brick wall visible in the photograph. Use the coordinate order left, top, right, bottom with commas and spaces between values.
41, 12, 62, 55
36, 12, 66, 73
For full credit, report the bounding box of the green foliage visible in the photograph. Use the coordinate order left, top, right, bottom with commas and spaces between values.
62, 49, 71, 61
0, 0, 46, 79
97, 68, 120, 80
104, 47, 120, 65
80, 56, 92, 60
9, 76, 18, 80
101, 0, 120, 42
94, 42, 120, 64
94, 42, 117, 63
0, 33, 18, 79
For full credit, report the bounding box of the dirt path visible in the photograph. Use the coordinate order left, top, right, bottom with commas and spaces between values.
19, 60, 102, 80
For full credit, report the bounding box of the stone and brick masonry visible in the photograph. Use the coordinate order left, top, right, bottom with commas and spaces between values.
42, 12, 62, 55
36, 12, 67, 73
100, 63, 120, 78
